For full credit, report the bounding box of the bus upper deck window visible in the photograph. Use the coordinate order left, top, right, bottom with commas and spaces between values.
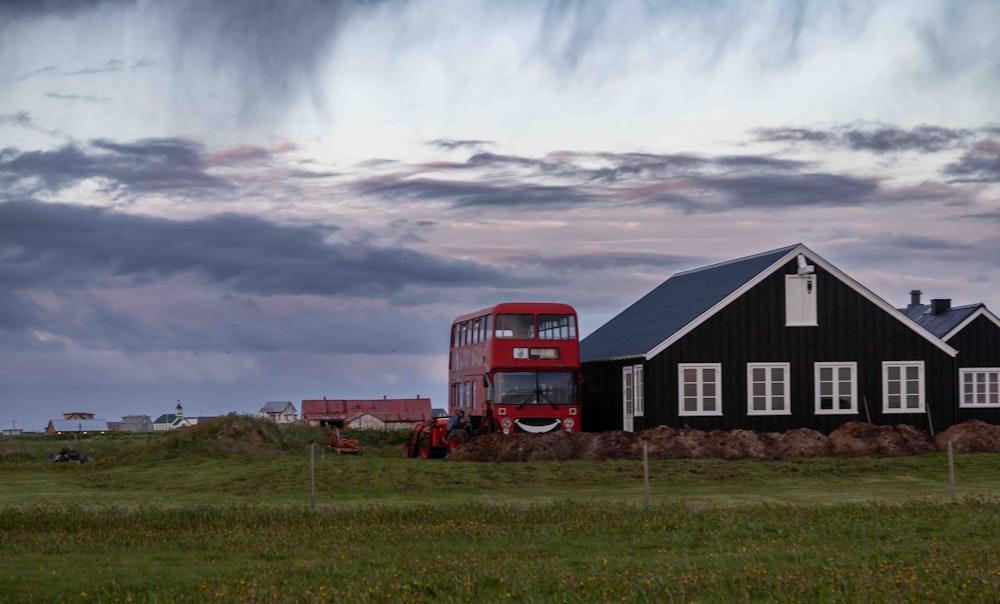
495, 314, 534, 339
538, 314, 577, 340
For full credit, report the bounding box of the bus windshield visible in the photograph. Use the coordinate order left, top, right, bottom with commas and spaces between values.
493, 371, 578, 406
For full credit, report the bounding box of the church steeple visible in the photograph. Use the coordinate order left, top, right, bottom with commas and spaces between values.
175, 401, 184, 419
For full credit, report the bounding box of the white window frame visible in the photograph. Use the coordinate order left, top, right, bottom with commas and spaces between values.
747, 362, 791, 416
960, 368, 1000, 408
678, 363, 723, 417
882, 361, 925, 414
634, 365, 644, 417
814, 362, 857, 415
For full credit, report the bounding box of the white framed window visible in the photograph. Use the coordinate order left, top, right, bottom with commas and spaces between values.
679, 363, 722, 416
882, 361, 924, 413
960, 369, 1000, 407
785, 274, 817, 327
814, 362, 857, 415
747, 363, 790, 415
623, 364, 645, 423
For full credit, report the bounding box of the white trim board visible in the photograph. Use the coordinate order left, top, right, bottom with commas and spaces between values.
943, 305, 1000, 342
644, 243, 957, 360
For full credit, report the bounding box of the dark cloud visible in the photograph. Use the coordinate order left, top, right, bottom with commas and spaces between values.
687, 173, 880, 211
358, 148, 888, 213
0, 138, 227, 195
426, 139, 493, 151
944, 140, 1000, 182
45, 92, 112, 103
0, 0, 133, 21
754, 123, 977, 153
0, 111, 33, 127
511, 251, 705, 273
829, 234, 978, 268
0, 200, 522, 297
355, 176, 596, 208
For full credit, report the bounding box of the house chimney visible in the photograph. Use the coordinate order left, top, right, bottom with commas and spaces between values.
908, 290, 922, 309
383, 395, 387, 400
931, 298, 951, 315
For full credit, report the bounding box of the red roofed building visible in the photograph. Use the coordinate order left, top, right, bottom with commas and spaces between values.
301, 397, 433, 430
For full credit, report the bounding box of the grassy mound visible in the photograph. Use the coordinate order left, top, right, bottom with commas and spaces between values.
106, 415, 327, 463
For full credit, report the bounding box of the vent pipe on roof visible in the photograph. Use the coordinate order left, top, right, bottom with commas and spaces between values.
908, 290, 922, 309
931, 299, 951, 315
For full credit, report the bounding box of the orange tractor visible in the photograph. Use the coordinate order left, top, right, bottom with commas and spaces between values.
402, 412, 477, 458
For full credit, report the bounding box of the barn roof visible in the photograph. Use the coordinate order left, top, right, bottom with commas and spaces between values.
301, 398, 433, 422
48, 419, 110, 432
581, 243, 957, 363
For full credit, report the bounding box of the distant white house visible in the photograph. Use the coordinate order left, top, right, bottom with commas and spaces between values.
153, 403, 215, 430
259, 401, 297, 423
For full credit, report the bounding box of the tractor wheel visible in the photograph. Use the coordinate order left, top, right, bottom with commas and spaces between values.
418, 437, 434, 459
447, 429, 470, 452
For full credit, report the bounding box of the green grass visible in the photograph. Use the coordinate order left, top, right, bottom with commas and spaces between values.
3, 417, 1000, 602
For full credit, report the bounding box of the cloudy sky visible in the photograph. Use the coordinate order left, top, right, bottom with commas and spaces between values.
2, 0, 999, 431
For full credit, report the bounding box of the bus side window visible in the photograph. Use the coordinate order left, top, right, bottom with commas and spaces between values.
485, 315, 492, 340
472, 318, 481, 344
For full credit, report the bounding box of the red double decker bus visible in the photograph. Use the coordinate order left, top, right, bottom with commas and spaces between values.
448, 302, 581, 436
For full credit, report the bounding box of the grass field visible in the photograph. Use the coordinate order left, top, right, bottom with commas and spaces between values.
3, 418, 1000, 602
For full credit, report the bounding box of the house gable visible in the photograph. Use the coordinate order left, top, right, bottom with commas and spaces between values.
582, 244, 958, 434
943, 306, 1000, 344
643, 244, 956, 361
581, 244, 955, 365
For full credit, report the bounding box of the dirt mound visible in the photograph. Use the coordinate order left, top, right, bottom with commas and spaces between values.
447, 420, 975, 462
936, 420, 1000, 453
774, 428, 831, 458
828, 421, 936, 457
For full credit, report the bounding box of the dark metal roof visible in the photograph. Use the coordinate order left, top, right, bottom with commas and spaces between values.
581, 244, 799, 362
260, 401, 295, 413
898, 303, 981, 339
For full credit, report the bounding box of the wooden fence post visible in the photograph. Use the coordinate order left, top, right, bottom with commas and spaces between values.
310, 441, 316, 511
948, 439, 956, 503
643, 442, 650, 509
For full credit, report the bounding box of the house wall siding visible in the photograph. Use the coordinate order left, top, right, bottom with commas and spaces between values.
583, 259, 956, 433
949, 314, 1000, 424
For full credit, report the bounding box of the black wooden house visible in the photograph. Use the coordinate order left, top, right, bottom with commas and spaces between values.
902, 293, 1000, 425
580, 244, 958, 434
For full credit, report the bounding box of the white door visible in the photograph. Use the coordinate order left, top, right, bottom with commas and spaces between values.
622, 366, 635, 432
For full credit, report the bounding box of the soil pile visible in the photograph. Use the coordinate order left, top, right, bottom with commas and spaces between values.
936, 420, 1000, 453
827, 422, 935, 458
446, 420, 986, 462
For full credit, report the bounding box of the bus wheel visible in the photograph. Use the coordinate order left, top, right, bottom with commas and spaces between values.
447, 429, 470, 452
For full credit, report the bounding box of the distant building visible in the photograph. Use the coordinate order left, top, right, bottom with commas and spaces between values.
301, 396, 433, 430
1, 428, 23, 437
45, 419, 110, 435
120, 415, 154, 433
152, 403, 215, 430
62, 412, 96, 420
259, 401, 298, 423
